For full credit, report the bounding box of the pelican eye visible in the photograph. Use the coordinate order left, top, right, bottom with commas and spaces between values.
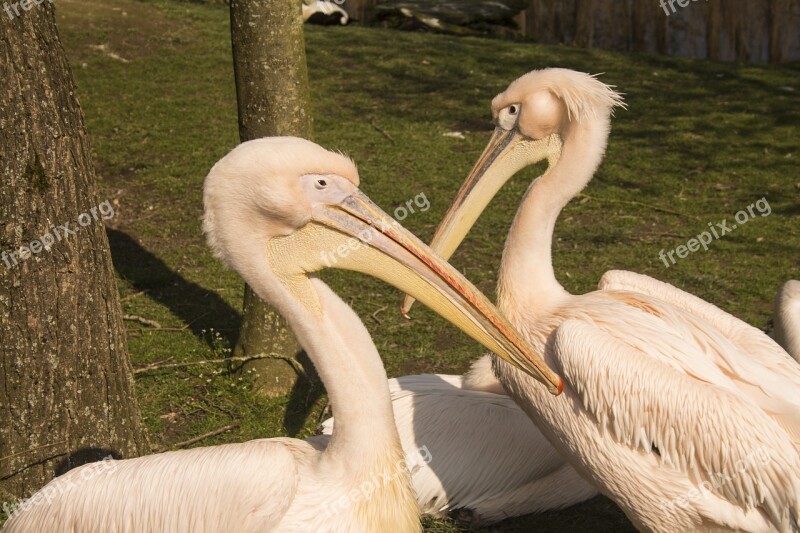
497, 104, 521, 130
315, 178, 328, 190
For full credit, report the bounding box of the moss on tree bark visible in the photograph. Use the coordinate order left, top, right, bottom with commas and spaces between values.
0, 4, 148, 501
229, 0, 315, 396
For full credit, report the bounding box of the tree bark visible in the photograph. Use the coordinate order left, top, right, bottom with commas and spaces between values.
229, 0, 314, 396
0, 4, 148, 502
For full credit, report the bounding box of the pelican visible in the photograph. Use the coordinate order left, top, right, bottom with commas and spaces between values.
774, 280, 800, 362
2, 137, 561, 533
302, 0, 349, 25
323, 279, 800, 524
402, 69, 800, 532
316, 356, 598, 524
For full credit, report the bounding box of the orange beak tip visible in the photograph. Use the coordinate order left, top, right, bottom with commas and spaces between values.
556, 377, 564, 396
399, 305, 411, 320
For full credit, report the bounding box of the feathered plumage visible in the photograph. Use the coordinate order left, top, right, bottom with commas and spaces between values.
5, 138, 551, 533
407, 69, 800, 532
316, 366, 597, 523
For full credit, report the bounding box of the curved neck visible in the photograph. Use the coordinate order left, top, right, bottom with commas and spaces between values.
247, 272, 418, 531
498, 115, 610, 313
240, 244, 401, 460
293, 279, 400, 460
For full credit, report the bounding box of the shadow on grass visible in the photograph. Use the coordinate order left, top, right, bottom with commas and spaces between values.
281, 351, 325, 437
53, 448, 123, 477
107, 229, 324, 436
107, 229, 241, 348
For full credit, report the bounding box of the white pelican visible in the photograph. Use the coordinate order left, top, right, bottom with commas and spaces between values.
402, 69, 800, 532
774, 280, 800, 362
322, 276, 799, 524
2, 137, 561, 533
302, 0, 349, 25
316, 356, 598, 524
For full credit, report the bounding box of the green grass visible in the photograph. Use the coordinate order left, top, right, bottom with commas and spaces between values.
3, 0, 797, 530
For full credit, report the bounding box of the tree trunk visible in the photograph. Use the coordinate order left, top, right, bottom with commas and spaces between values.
0, 4, 148, 503
229, 0, 314, 396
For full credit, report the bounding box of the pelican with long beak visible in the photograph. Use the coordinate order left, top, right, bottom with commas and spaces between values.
403, 69, 800, 532
3, 137, 560, 533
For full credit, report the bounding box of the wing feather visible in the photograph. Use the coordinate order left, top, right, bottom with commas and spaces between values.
598, 271, 800, 443
552, 318, 800, 530
319, 374, 597, 522
4, 440, 301, 533
598, 270, 800, 389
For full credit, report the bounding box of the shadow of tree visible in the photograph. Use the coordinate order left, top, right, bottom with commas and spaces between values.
53, 448, 123, 477
280, 351, 324, 437
107, 229, 241, 348
107, 229, 323, 437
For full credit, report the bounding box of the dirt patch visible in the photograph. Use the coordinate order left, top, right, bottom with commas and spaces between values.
57, 0, 197, 62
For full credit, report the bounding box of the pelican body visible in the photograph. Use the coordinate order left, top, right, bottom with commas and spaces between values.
302, 0, 349, 25
774, 280, 800, 362
403, 69, 800, 532
3, 138, 560, 533
317, 358, 597, 524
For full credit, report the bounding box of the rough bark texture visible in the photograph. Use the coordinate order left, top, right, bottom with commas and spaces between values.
0, 5, 148, 501
229, 0, 314, 396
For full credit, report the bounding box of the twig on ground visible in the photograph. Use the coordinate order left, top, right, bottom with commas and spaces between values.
133, 353, 300, 375
371, 306, 387, 324
158, 424, 240, 452
638, 232, 686, 239
138, 356, 174, 372
200, 397, 237, 419
369, 118, 395, 144
120, 290, 146, 303
579, 194, 699, 220
123, 314, 162, 329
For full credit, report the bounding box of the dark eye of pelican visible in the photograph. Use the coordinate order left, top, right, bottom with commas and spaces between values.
315, 178, 328, 190
508, 105, 519, 115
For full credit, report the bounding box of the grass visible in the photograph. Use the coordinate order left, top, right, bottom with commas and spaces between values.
2, 0, 798, 530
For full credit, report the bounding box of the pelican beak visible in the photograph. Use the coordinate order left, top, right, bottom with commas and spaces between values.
304, 188, 562, 395
400, 127, 558, 316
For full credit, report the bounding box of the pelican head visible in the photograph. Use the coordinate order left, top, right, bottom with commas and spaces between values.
402, 69, 625, 315
480, 68, 624, 175
203, 137, 562, 394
